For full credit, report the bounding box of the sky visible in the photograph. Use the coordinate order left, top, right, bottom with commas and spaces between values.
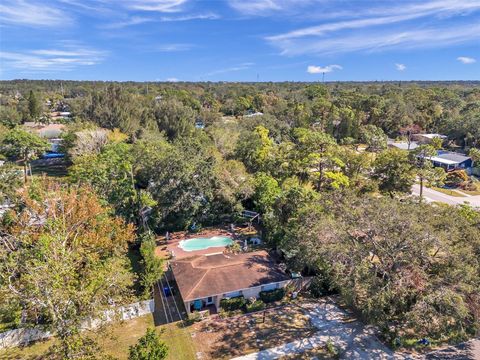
0, 0, 479, 81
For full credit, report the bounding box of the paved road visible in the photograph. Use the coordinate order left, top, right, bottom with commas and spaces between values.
411, 184, 480, 208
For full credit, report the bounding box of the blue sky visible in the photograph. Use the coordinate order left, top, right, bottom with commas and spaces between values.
0, 0, 479, 81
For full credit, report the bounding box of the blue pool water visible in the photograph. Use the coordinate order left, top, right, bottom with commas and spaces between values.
179, 236, 233, 252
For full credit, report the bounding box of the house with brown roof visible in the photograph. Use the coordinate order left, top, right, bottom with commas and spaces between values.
170, 250, 291, 314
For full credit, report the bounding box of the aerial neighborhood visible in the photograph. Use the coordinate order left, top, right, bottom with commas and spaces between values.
1, 0, 480, 359
1, 79, 479, 360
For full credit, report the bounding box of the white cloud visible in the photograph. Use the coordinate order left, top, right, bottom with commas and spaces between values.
269, 23, 480, 56
307, 64, 342, 74
228, 0, 282, 15
395, 63, 406, 71
266, 0, 480, 55
457, 56, 476, 64
228, 0, 314, 16
100, 16, 152, 29
0, 0, 72, 27
159, 12, 220, 21
153, 43, 194, 52
205, 62, 255, 77
0, 44, 107, 72
166, 77, 179, 82
232, 0, 480, 18
122, 0, 188, 12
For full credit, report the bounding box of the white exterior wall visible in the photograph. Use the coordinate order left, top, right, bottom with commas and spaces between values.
187, 281, 288, 314
185, 278, 309, 315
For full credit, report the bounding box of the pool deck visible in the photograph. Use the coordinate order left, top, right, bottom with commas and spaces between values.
163, 228, 238, 259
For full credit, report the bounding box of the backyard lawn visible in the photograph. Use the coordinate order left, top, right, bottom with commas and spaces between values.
191, 304, 316, 359
0, 315, 195, 360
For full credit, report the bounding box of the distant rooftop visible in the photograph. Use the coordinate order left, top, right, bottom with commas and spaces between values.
23, 123, 65, 139
420, 133, 447, 139
427, 151, 471, 165
387, 139, 419, 150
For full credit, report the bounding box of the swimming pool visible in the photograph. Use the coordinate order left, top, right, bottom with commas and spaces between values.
179, 236, 233, 252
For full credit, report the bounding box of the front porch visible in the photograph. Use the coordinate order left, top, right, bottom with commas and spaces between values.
186, 296, 219, 315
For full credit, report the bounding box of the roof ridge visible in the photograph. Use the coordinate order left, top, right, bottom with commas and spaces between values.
184, 266, 210, 300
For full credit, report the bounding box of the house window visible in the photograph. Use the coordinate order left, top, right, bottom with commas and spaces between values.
225, 290, 242, 298
261, 283, 278, 292
206, 296, 213, 304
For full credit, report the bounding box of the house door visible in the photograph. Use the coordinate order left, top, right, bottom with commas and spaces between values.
206, 296, 214, 305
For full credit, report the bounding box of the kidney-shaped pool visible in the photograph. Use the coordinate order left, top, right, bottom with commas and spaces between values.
178, 236, 233, 252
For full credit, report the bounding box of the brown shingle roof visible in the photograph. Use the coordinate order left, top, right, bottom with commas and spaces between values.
170, 250, 289, 301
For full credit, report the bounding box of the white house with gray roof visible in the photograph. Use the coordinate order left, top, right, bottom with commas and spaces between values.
426, 150, 473, 174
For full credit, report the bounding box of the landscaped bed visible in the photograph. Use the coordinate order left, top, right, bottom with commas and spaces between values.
190, 304, 316, 359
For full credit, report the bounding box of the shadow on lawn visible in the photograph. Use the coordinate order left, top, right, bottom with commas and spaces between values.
200, 307, 316, 359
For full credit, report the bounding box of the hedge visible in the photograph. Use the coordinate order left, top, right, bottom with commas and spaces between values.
259, 288, 285, 303
246, 300, 266, 313
220, 296, 246, 311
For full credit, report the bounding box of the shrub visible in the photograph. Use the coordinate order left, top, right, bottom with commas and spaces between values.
461, 181, 478, 191
187, 311, 203, 324
309, 274, 336, 298
325, 339, 340, 358
445, 170, 468, 187
225, 242, 241, 254
218, 308, 229, 318
129, 328, 168, 360
246, 300, 265, 313
220, 296, 246, 311
259, 288, 285, 303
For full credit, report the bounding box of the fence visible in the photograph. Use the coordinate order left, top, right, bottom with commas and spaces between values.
0, 299, 155, 350
287, 276, 314, 292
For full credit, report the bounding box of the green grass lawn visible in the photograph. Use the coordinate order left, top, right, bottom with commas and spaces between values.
0, 315, 196, 360
458, 189, 480, 196
430, 187, 466, 197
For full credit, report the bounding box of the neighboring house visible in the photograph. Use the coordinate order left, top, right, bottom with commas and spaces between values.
387, 139, 419, 151
50, 111, 71, 122
412, 133, 447, 144
427, 150, 473, 174
23, 123, 65, 153
23, 123, 65, 139
170, 250, 291, 314
243, 111, 263, 118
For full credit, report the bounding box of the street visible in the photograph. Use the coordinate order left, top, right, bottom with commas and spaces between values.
412, 184, 480, 208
